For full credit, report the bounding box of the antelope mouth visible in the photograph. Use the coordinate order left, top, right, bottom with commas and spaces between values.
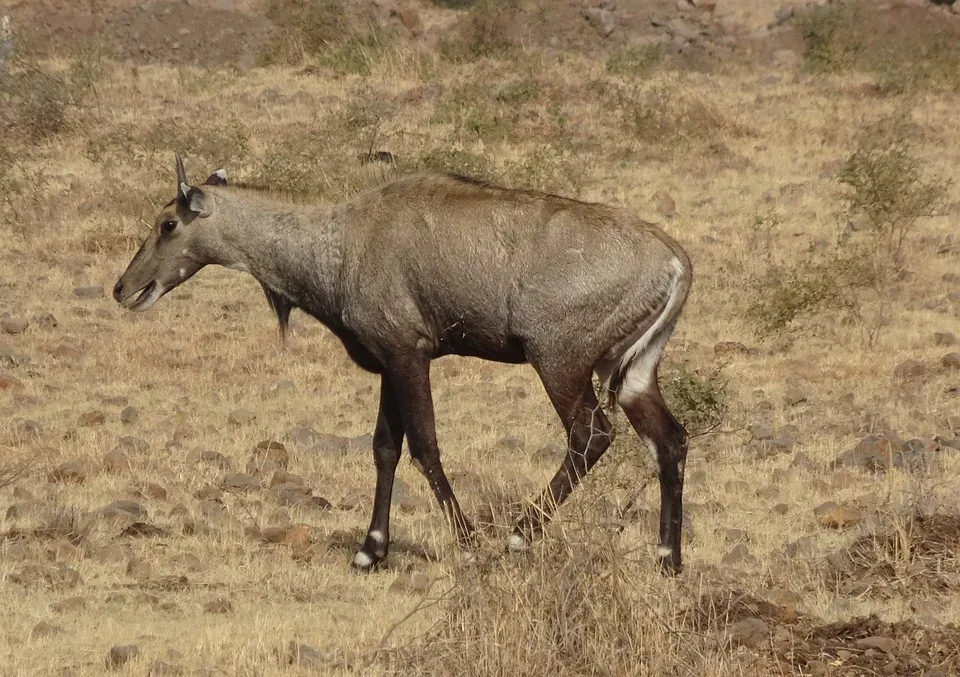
122, 280, 164, 312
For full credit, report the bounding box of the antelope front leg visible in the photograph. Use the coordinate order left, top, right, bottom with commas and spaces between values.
385, 354, 476, 552
352, 378, 404, 572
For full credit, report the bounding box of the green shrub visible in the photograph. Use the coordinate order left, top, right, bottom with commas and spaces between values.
661, 363, 728, 437
606, 43, 664, 78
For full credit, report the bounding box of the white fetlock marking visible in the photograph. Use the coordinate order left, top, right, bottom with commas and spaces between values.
353, 550, 375, 568
656, 546, 673, 559
369, 529, 385, 544
507, 534, 529, 553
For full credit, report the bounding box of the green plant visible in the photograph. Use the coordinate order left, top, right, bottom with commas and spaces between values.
660, 362, 728, 437
606, 43, 664, 78
496, 79, 539, 108
797, 2, 865, 73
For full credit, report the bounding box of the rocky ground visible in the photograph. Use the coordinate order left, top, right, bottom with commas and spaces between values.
1, 0, 960, 675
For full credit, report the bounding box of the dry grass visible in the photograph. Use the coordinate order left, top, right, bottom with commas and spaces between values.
2, 1, 960, 675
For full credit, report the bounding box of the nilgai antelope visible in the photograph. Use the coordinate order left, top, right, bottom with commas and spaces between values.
113, 154, 693, 573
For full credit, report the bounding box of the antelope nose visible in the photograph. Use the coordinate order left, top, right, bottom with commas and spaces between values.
112, 280, 124, 302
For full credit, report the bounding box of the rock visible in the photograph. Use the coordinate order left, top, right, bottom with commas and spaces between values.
728, 618, 768, 648
48, 461, 86, 484
835, 433, 905, 471
783, 384, 807, 406
31, 621, 65, 638
749, 423, 775, 441
397, 495, 430, 513
531, 444, 566, 463
195, 485, 223, 501
773, 503, 790, 515
74, 285, 104, 299
117, 436, 149, 454
120, 406, 140, 424
713, 341, 753, 355
721, 543, 757, 566
102, 499, 147, 519
755, 436, 795, 458
288, 425, 324, 446
934, 332, 957, 347
790, 452, 818, 472
285, 525, 311, 548
785, 536, 814, 558
1, 317, 28, 334
78, 410, 106, 426
757, 485, 779, 500
222, 472, 262, 492
13, 418, 43, 438
49, 595, 87, 613
0, 372, 23, 390
143, 483, 168, 500
771, 6, 793, 27
815, 502, 863, 528
203, 598, 233, 614
198, 450, 232, 470
96, 544, 129, 564
103, 450, 131, 474
248, 440, 289, 473
722, 528, 747, 542
147, 660, 183, 676
652, 190, 676, 218
227, 408, 255, 426
389, 571, 431, 594
51, 343, 83, 360
270, 470, 306, 488
34, 312, 58, 329
942, 352, 960, 370
120, 522, 167, 538
583, 7, 617, 37
893, 358, 925, 380
284, 641, 324, 669
106, 645, 139, 669
8, 563, 81, 589
260, 526, 290, 543
855, 636, 896, 655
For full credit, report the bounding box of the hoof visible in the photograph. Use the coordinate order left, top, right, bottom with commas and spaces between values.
350, 549, 384, 573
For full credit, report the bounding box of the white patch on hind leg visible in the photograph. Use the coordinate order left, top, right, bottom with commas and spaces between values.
656, 546, 673, 558
506, 534, 529, 553
368, 529, 385, 544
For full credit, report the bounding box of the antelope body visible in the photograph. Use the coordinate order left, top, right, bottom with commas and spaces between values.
114, 155, 693, 573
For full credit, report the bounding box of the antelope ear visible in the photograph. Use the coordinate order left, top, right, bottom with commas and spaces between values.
203, 169, 227, 186
184, 187, 213, 217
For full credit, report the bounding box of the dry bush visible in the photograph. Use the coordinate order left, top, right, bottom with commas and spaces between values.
381, 535, 695, 677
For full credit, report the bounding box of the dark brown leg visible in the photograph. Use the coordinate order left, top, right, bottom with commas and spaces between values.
352, 377, 404, 571
620, 383, 688, 575
510, 374, 613, 551
384, 354, 475, 549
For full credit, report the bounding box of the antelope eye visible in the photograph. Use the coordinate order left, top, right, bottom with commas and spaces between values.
160, 220, 178, 235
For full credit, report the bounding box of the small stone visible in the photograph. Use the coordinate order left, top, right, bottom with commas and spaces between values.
147, 660, 183, 676
248, 440, 289, 473
34, 312, 58, 329
126, 558, 151, 579
270, 470, 306, 488
784, 384, 807, 406
583, 7, 617, 37
749, 423, 775, 441
722, 528, 747, 542
284, 525, 311, 548
103, 450, 131, 474
260, 526, 289, 543
652, 190, 676, 218
49, 596, 87, 613
106, 645, 139, 669
74, 285, 104, 299
78, 410, 106, 427
195, 485, 223, 501
790, 452, 817, 472
397, 495, 431, 513
855, 636, 896, 655
728, 618, 768, 648
893, 358, 925, 379
773, 503, 790, 515
721, 543, 757, 566
48, 461, 86, 484
51, 539, 84, 562
203, 598, 233, 614
51, 343, 84, 360
806, 660, 828, 676
96, 544, 129, 564
1, 317, 29, 334
942, 352, 960, 370
222, 472, 262, 492
815, 502, 863, 528
785, 536, 814, 558
389, 571, 431, 594
120, 406, 140, 424
288, 425, 324, 447
934, 332, 957, 347
199, 450, 232, 470
227, 408, 255, 426
143, 483, 168, 500
102, 499, 147, 518
713, 341, 753, 355
757, 485, 779, 500
284, 642, 324, 668
531, 444, 566, 463
0, 372, 23, 390
31, 621, 64, 638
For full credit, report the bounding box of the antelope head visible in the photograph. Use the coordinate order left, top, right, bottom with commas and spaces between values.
113, 153, 227, 311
